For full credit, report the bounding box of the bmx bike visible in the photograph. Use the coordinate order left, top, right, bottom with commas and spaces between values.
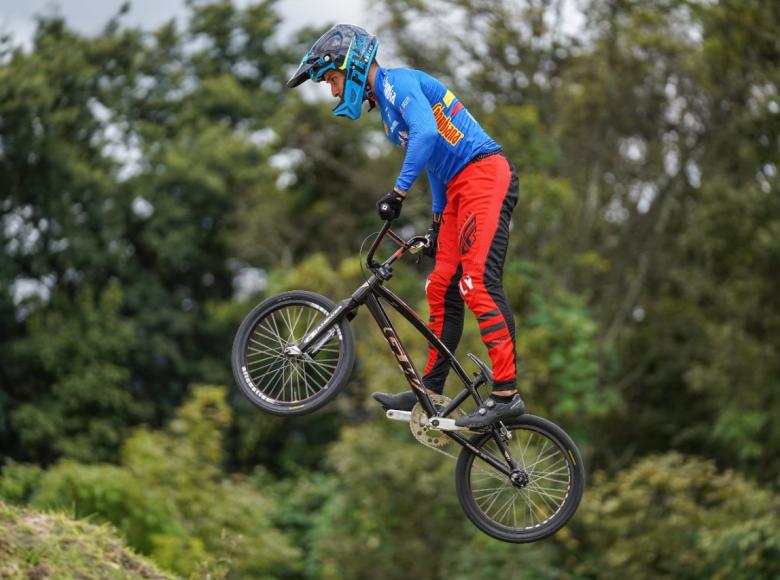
232, 220, 584, 542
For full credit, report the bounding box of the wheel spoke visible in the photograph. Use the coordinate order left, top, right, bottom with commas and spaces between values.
495, 494, 516, 523
521, 489, 549, 522
247, 343, 284, 360
480, 485, 507, 515
304, 358, 333, 385
246, 352, 280, 368
259, 318, 286, 350
281, 307, 298, 343
531, 470, 570, 486
290, 306, 305, 339
247, 358, 283, 376
523, 447, 562, 472
304, 359, 339, 377
265, 361, 288, 398
269, 312, 286, 349
252, 322, 284, 346
526, 484, 564, 512
473, 486, 506, 500
302, 309, 318, 336
301, 363, 316, 397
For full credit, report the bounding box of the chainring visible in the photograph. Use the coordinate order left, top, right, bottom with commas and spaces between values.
410, 394, 465, 449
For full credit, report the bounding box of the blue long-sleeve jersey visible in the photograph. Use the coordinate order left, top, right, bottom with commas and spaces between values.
374, 67, 500, 213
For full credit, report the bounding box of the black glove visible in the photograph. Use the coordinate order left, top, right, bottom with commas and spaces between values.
376, 190, 405, 221
422, 216, 441, 258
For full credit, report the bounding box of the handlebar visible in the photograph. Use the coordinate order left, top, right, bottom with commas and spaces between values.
366, 220, 431, 273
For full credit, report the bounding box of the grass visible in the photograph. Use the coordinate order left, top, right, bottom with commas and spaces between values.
0, 499, 174, 579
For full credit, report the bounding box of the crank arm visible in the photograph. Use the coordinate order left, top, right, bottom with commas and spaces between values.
424, 417, 471, 432
385, 409, 411, 422
384, 410, 470, 432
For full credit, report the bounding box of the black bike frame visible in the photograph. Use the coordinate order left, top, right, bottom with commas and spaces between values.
296, 221, 520, 477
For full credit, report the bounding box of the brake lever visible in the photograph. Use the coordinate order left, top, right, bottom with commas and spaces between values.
408, 234, 432, 256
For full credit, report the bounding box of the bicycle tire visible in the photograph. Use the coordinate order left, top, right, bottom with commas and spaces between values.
231, 290, 355, 416
455, 415, 584, 543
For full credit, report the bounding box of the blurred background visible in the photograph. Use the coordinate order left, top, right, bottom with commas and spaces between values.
1, 0, 779, 577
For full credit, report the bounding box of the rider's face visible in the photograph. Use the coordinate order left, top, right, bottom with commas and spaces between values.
323, 70, 345, 100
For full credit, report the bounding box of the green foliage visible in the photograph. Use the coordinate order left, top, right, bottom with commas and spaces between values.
314, 424, 464, 578
29, 461, 178, 556
518, 266, 609, 423
0, 463, 44, 505
305, 422, 476, 578
465, 254, 613, 450
6, 386, 300, 577
265, 468, 339, 579
0, 0, 290, 465
291, 421, 569, 580
9, 283, 149, 463
570, 453, 780, 579
481, 105, 560, 174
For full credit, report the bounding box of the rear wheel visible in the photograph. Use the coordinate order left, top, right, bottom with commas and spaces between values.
455, 415, 584, 543
231, 291, 355, 415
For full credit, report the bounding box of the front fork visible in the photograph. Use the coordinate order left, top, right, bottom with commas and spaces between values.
303, 325, 340, 358
296, 269, 388, 356
296, 292, 369, 359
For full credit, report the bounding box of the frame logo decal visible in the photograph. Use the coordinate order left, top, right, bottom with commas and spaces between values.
382, 326, 425, 391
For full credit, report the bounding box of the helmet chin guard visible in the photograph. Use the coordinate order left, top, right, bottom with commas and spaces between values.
331, 33, 378, 120
287, 24, 379, 121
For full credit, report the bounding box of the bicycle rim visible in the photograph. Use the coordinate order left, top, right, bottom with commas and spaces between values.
457, 417, 583, 542
244, 301, 343, 404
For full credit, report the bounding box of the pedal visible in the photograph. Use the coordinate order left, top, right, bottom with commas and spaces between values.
385, 409, 412, 423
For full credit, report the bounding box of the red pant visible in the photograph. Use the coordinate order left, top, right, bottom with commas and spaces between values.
423, 154, 519, 391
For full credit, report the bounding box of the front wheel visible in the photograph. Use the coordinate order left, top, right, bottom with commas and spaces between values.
455, 415, 585, 543
231, 290, 356, 416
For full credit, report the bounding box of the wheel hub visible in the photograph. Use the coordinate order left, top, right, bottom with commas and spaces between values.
510, 469, 529, 488
283, 344, 303, 357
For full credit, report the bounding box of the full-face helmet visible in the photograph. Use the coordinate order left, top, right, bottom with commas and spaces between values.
287, 24, 379, 120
